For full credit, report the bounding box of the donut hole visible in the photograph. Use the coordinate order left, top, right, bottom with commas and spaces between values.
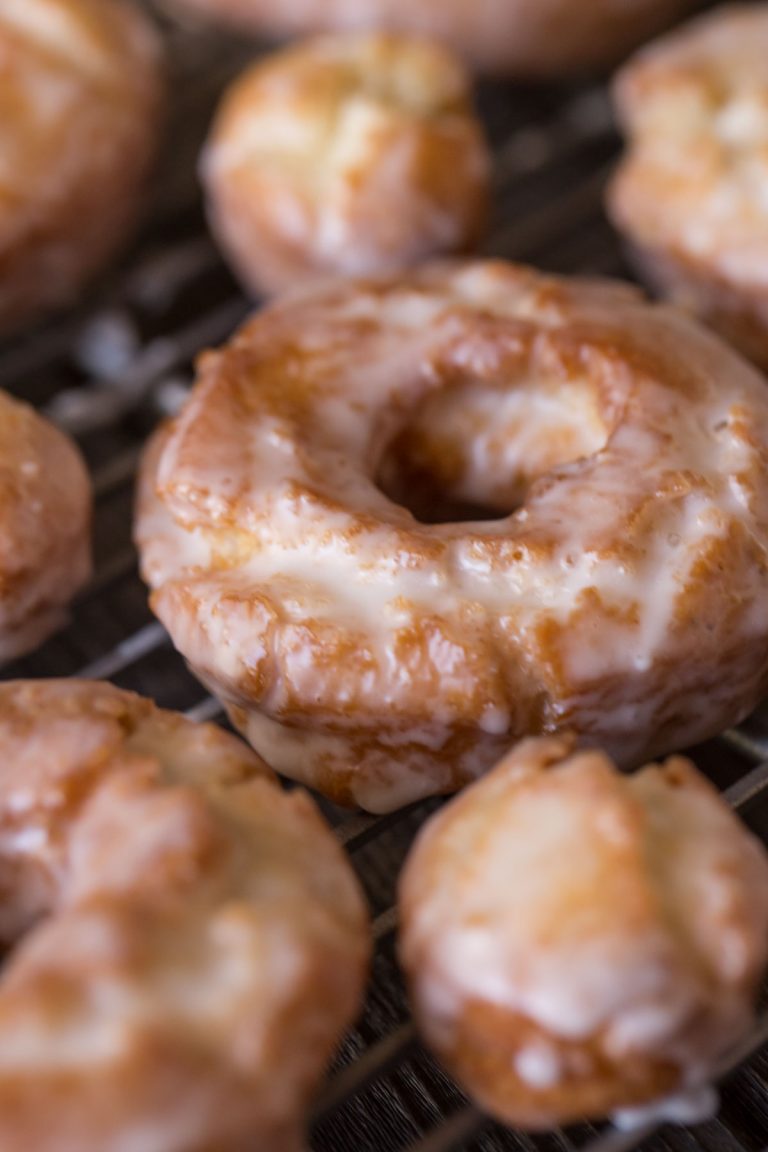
376, 376, 610, 524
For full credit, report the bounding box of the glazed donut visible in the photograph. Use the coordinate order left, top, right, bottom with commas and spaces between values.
136, 260, 768, 814
607, 5, 768, 371
0, 391, 90, 661
202, 33, 491, 297
399, 735, 768, 1128
0, 0, 163, 334
166, 0, 702, 78
0, 679, 369, 1152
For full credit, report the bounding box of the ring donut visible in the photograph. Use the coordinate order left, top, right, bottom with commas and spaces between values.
607, 4, 768, 371
136, 261, 768, 813
399, 735, 768, 1128
167, 0, 701, 78
0, 391, 91, 661
0, 679, 369, 1152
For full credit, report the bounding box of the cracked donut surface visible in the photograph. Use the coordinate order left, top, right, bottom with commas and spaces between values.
137, 260, 768, 813
0, 679, 369, 1152
0, 0, 163, 332
202, 32, 490, 297
399, 735, 768, 1127
168, 0, 700, 78
608, 4, 768, 370
0, 391, 90, 661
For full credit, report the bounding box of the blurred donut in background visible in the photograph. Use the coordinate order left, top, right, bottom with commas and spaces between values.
608, 5, 768, 371
202, 32, 491, 297
0, 0, 163, 334
162, 0, 702, 78
0, 390, 90, 661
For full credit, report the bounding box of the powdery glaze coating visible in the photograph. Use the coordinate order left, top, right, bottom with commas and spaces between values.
202, 33, 490, 297
136, 261, 768, 814
0, 0, 163, 333
0, 679, 369, 1152
166, 0, 700, 78
399, 736, 768, 1127
607, 5, 768, 371
0, 391, 90, 661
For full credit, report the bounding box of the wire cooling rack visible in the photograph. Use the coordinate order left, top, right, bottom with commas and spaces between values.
3, 7, 768, 1151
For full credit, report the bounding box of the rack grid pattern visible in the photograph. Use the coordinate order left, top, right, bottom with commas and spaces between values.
3, 9, 768, 1152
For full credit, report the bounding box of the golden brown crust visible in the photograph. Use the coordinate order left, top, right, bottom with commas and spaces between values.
0, 679, 369, 1152
202, 33, 490, 297
135, 260, 768, 813
0, 0, 163, 334
607, 4, 768, 370
166, 0, 701, 78
0, 391, 91, 660
399, 737, 768, 1127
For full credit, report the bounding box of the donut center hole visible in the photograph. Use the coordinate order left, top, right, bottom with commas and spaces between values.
376, 376, 610, 524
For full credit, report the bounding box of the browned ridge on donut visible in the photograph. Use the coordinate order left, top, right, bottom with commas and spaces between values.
136, 260, 768, 812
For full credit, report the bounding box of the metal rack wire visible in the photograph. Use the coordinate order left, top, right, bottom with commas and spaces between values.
3, 8, 768, 1152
